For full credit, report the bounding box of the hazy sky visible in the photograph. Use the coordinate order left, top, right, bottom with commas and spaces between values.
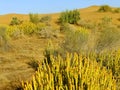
0, 0, 120, 14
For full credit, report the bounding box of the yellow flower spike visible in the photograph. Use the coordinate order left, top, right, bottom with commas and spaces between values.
22, 52, 117, 90
32, 75, 37, 90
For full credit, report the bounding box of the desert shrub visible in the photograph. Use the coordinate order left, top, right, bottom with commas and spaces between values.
101, 16, 112, 24
10, 17, 23, 26
19, 22, 37, 35
0, 26, 10, 51
98, 5, 112, 12
97, 16, 112, 30
22, 53, 116, 90
7, 26, 18, 37
39, 26, 52, 38
114, 8, 120, 13
38, 26, 59, 39
40, 16, 51, 25
59, 9, 80, 24
77, 19, 95, 29
7, 26, 24, 39
61, 27, 89, 53
60, 23, 76, 33
95, 26, 120, 52
29, 13, 40, 24
34, 23, 46, 34
102, 16, 112, 23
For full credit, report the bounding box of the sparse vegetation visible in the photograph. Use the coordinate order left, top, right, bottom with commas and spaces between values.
0, 5, 120, 90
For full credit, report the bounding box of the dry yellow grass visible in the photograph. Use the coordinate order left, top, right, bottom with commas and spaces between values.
0, 35, 61, 89
80, 6, 120, 25
0, 14, 28, 25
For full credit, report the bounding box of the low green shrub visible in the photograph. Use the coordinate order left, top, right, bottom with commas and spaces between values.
10, 17, 23, 26
29, 13, 40, 24
58, 9, 80, 24
98, 5, 112, 12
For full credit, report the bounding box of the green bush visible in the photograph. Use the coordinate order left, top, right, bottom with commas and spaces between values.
29, 13, 40, 24
10, 17, 23, 26
59, 9, 80, 24
98, 5, 112, 12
